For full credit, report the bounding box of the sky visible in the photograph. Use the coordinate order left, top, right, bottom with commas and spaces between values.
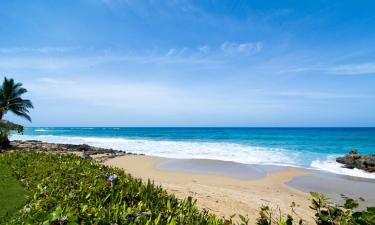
1, 0, 375, 127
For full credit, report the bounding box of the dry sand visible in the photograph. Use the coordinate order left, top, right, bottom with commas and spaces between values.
100, 155, 315, 223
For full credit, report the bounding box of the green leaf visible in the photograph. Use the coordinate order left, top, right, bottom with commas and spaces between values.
50, 206, 63, 221
344, 198, 359, 209
67, 222, 79, 225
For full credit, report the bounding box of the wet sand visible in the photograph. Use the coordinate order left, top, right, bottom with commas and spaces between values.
286, 170, 375, 209
158, 158, 375, 206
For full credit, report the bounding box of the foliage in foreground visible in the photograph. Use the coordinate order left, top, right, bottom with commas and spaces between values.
0, 151, 237, 225
256, 193, 375, 225
0, 151, 374, 225
309, 192, 374, 225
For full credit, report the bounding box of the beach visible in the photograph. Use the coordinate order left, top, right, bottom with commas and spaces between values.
10, 127, 375, 223
99, 154, 375, 224
6, 139, 375, 224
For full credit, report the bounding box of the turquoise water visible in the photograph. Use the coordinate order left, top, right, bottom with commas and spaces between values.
12, 127, 375, 178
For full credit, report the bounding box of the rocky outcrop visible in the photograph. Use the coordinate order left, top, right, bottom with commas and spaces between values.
7, 140, 138, 160
336, 150, 375, 173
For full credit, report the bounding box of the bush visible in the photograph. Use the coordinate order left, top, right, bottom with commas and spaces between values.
256, 193, 375, 225
309, 192, 374, 225
0, 120, 24, 149
0, 151, 246, 225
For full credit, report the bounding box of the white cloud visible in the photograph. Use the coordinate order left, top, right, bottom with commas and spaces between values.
0, 47, 78, 54
38, 77, 75, 85
279, 91, 367, 99
166, 48, 177, 56
280, 62, 375, 76
327, 63, 375, 75
220, 41, 263, 56
198, 45, 210, 54
165, 47, 190, 57
31, 77, 218, 115
29, 77, 283, 117
0, 48, 220, 71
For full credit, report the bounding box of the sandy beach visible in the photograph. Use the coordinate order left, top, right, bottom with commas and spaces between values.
100, 155, 315, 223
97, 154, 375, 223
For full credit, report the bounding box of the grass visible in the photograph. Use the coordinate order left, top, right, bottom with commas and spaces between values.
0, 162, 29, 218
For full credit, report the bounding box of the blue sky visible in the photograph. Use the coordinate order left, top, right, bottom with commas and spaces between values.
1, 0, 375, 127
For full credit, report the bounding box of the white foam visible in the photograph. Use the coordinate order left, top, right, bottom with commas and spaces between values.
11, 134, 300, 167
35, 129, 48, 132
311, 157, 375, 179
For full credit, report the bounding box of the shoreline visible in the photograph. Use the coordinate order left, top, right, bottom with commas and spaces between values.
99, 154, 315, 223
11, 133, 375, 180
6, 140, 375, 223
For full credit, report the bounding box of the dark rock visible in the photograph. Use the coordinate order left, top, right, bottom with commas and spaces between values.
336, 151, 375, 173
7, 140, 134, 161
349, 149, 358, 155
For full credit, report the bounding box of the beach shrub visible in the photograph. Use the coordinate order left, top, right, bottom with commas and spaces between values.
0, 120, 24, 149
256, 203, 304, 225
256, 193, 375, 225
309, 192, 375, 225
0, 151, 246, 225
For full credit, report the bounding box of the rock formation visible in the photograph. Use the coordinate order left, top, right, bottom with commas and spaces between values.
336, 150, 375, 173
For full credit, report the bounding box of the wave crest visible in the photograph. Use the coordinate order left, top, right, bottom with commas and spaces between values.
311, 158, 375, 179
11, 134, 300, 166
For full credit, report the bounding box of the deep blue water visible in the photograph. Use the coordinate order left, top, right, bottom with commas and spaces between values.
12, 127, 375, 178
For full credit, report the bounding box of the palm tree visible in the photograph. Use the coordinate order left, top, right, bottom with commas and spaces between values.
0, 77, 33, 121
0, 77, 33, 149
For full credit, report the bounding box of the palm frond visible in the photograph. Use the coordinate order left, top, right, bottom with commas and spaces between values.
11, 109, 32, 122
0, 77, 33, 122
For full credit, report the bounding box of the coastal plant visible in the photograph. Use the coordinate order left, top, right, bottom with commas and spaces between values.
309, 192, 375, 225
0, 151, 232, 225
0, 120, 24, 150
256, 193, 375, 225
0, 77, 33, 148
256, 203, 305, 225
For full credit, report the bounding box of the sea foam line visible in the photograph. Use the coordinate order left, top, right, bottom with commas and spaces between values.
11, 134, 375, 179
11, 134, 300, 167
311, 157, 375, 179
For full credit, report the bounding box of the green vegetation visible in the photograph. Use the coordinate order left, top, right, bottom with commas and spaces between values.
0, 77, 33, 148
0, 163, 29, 218
256, 193, 375, 225
310, 192, 374, 225
0, 151, 374, 225
0, 151, 237, 225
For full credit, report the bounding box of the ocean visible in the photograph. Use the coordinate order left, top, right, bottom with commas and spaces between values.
11, 127, 375, 179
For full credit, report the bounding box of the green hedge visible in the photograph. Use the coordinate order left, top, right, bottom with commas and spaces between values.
0, 151, 233, 225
